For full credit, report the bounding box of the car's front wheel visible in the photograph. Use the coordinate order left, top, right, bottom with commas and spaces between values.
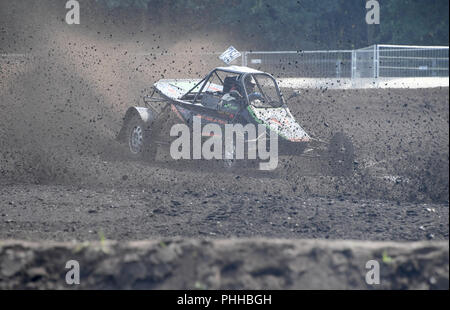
125, 114, 157, 161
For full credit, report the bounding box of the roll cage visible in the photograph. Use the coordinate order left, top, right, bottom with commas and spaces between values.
180, 68, 285, 108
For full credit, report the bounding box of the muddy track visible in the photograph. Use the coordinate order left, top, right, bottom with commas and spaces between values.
0, 182, 448, 241
0, 87, 448, 242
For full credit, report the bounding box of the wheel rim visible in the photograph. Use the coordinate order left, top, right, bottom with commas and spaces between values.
129, 125, 144, 154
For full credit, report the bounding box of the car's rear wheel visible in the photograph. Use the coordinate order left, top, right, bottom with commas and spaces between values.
125, 114, 157, 161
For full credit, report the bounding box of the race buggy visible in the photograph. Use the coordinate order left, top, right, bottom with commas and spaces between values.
118, 66, 355, 175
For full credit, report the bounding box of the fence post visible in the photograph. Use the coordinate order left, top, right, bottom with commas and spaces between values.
376, 44, 380, 78
242, 51, 247, 67
373, 45, 377, 78
336, 59, 341, 78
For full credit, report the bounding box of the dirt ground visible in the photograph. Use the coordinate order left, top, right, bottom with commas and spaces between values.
0, 239, 448, 289
0, 86, 448, 242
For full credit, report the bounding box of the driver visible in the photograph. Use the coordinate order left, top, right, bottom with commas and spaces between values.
219, 80, 242, 113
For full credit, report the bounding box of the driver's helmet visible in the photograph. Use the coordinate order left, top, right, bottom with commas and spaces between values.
244, 75, 256, 93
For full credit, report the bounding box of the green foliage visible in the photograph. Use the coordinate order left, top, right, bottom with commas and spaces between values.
376, 0, 449, 45
218, 0, 365, 49
96, 0, 449, 48
382, 250, 393, 263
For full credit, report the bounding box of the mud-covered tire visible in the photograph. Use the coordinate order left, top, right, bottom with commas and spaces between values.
124, 114, 157, 161
328, 132, 355, 176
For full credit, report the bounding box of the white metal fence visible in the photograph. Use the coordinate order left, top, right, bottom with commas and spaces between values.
243, 45, 449, 79
243, 50, 353, 78
376, 45, 449, 78
2, 45, 448, 89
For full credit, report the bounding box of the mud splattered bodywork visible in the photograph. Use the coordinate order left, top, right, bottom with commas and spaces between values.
247, 106, 310, 142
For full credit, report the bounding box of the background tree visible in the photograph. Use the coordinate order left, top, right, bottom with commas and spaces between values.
94, 0, 448, 49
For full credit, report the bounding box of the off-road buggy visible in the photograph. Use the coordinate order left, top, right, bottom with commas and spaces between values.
118, 66, 355, 175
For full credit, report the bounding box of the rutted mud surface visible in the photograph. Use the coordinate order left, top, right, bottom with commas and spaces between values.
0, 239, 448, 289
0, 183, 448, 241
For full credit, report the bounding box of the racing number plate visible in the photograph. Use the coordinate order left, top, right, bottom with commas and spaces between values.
219, 46, 241, 65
